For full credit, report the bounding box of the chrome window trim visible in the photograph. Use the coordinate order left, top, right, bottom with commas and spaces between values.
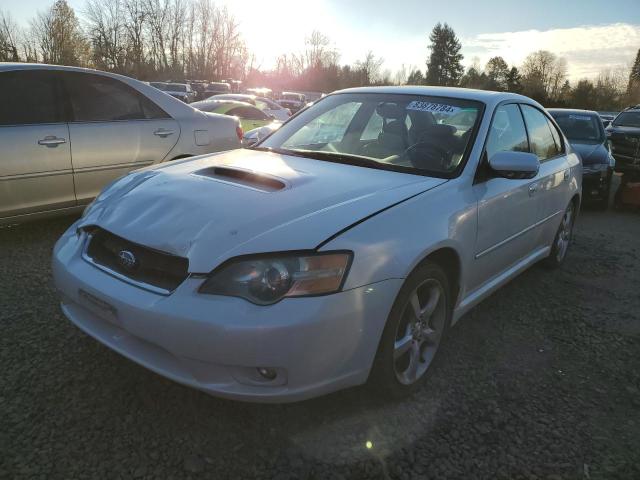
80, 233, 173, 296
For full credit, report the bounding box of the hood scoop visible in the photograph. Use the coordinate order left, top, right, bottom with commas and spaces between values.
193, 166, 287, 193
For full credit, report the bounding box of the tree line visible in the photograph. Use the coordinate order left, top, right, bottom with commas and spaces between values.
1, 2, 639, 111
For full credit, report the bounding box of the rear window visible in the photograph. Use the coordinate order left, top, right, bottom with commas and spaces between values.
551, 112, 604, 144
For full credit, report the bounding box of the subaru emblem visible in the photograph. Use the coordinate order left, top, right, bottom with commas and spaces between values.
117, 250, 137, 270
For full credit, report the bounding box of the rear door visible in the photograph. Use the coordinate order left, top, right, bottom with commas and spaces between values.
0, 69, 75, 219
471, 103, 540, 289
519, 104, 570, 247
60, 72, 180, 204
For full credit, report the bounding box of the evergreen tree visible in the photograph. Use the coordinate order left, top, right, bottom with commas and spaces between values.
627, 48, 640, 104
406, 69, 425, 85
425, 23, 464, 86
485, 56, 509, 91
506, 66, 523, 93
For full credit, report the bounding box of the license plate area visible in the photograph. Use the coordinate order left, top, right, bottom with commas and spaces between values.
78, 289, 119, 324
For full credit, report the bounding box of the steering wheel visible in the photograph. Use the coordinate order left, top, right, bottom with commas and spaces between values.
402, 141, 452, 170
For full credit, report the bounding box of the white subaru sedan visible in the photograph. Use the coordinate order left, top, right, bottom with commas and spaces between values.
53, 87, 581, 403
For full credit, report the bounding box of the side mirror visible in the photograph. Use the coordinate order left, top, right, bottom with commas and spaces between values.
488, 151, 540, 180
268, 114, 276, 120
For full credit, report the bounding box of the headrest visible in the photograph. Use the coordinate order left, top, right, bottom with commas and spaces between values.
383, 120, 407, 135
376, 103, 406, 120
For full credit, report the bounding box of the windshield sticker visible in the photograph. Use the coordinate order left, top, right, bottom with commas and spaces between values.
569, 114, 592, 121
406, 101, 461, 115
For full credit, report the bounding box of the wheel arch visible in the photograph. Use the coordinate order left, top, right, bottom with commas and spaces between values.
410, 245, 463, 311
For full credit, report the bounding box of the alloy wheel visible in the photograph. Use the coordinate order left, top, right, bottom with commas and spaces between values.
555, 203, 574, 263
393, 278, 446, 385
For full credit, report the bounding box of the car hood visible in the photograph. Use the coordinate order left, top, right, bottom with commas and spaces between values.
570, 142, 608, 165
78, 149, 445, 272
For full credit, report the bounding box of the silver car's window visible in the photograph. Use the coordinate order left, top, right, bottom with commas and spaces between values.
63, 73, 169, 122
486, 104, 529, 161
521, 105, 562, 161
261, 93, 483, 177
0, 71, 62, 125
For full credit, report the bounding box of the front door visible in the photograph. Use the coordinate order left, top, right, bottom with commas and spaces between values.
0, 70, 75, 219
470, 103, 542, 290
60, 71, 179, 204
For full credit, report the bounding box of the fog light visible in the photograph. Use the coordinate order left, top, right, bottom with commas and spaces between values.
257, 367, 277, 380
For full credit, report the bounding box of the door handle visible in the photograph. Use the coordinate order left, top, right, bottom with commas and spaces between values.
153, 129, 175, 138
563, 169, 570, 181
528, 182, 538, 196
38, 136, 66, 147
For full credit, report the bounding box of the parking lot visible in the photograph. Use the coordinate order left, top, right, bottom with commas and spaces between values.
1, 205, 638, 480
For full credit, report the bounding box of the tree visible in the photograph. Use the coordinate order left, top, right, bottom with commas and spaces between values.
628, 48, 640, 104
355, 51, 383, 86
31, 0, 88, 65
0, 10, 20, 61
505, 66, 522, 93
425, 22, 463, 86
521, 50, 567, 102
570, 79, 597, 109
406, 69, 424, 85
485, 56, 509, 91
84, 0, 127, 72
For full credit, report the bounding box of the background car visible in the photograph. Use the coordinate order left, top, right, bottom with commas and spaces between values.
0, 64, 242, 225
606, 105, 640, 175
598, 112, 617, 128
160, 83, 196, 103
277, 92, 307, 113
204, 82, 231, 97
242, 122, 282, 147
207, 94, 291, 121
549, 108, 614, 208
53, 87, 581, 403
191, 99, 280, 132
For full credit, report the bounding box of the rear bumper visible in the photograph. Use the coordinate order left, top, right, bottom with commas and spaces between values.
52, 228, 402, 403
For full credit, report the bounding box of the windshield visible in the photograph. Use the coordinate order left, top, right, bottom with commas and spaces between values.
260, 93, 483, 177
282, 94, 302, 101
150, 82, 167, 90
613, 111, 640, 128
551, 112, 604, 144
167, 83, 187, 92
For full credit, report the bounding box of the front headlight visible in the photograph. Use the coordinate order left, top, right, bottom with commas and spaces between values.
198, 251, 352, 305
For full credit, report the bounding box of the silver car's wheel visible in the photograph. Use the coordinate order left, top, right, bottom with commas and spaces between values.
555, 202, 574, 263
369, 261, 451, 397
393, 278, 446, 386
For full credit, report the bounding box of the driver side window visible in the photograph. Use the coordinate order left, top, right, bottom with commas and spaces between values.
486, 104, 529, 161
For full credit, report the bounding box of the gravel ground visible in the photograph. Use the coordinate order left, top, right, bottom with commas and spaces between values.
1, 206, 639, 480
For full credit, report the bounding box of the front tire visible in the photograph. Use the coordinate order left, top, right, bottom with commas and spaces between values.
369, 261, 451, 398
543, 201, 575, 269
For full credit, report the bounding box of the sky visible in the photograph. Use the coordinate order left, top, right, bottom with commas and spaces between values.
6, 0, 640, 81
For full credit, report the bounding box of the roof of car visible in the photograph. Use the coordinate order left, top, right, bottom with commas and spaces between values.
547, 108, 599, 116
192, 99, 254, 111
332, 86, 535, 107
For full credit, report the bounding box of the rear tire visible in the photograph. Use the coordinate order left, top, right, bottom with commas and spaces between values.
368, 261, 451, 398
543, 201, 575, 269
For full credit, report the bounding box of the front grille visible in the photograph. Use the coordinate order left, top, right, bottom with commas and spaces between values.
85, 228, 189, 293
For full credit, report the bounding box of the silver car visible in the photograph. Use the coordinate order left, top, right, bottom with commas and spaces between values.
53, 87, 582, 402
0, 63, 241, 225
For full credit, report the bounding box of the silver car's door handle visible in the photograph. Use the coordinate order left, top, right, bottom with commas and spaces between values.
38, 136, 66, 147
154, 129, 175, 138
563, 169, 570, 181
528, 182, 538, 196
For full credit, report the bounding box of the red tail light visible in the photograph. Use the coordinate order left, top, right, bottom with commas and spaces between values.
236, 125, 243, 140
